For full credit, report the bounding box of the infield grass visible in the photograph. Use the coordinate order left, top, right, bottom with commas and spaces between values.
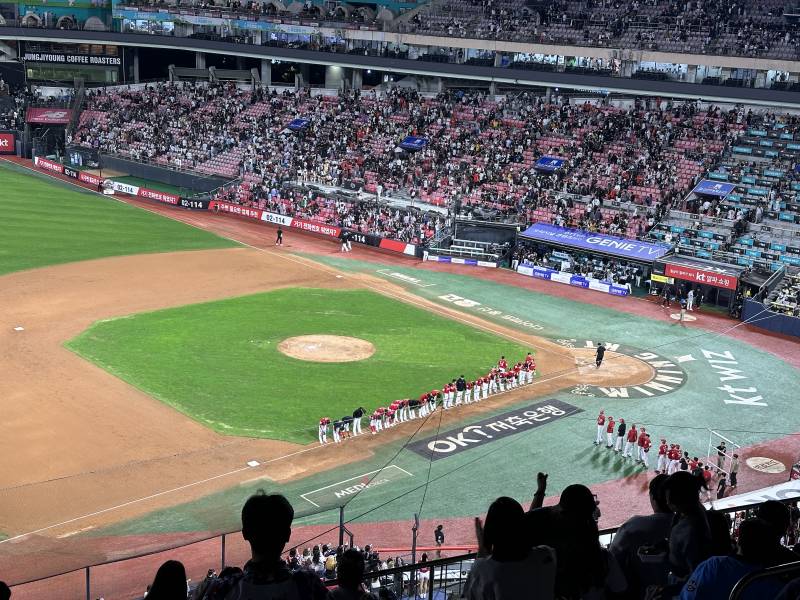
0, 163, 235, 275
67, 288, 532, 443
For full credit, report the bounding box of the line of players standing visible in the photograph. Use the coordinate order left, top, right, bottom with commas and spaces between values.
317, 353, 538, 444
594, 410, 738, 492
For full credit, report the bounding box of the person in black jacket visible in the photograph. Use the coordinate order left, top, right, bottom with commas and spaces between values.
352, 407, 365, 436
615, 418, 627, 453
456, 376, 467, 405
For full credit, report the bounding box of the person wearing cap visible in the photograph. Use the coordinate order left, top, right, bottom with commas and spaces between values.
526, 477, 626, 598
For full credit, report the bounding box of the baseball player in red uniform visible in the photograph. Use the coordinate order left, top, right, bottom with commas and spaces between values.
606, 416, 615, 448
641, 434, 652, 468
464, 380, 473, 404
319, 417, 330, 444
623, 424, 638, 458
657, 439, 668, 473
428, 390, 438, 414
595, 410, 605, 445
668, 444, 681, 474
636, 427, 647, 462
489, 370, 498, 394
498, 356, 508, 372
481, 376, 489, 399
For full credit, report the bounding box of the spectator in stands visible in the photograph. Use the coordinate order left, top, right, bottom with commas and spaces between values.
526, 478, 626, 598
609, 474, 674, 598
193, 492, 327, 600
146, 560, 188, 600
757, 500, 800, 564
327, 549, 376, 600
466, 496, 556, 599
679, 518, 786, 600
662, 472, 713, 586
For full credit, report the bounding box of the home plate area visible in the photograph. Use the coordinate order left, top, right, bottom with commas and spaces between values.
300, 465, 414, 509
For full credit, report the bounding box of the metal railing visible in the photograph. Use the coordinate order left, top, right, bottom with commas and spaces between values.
10, 492, 800, 599
730, 560, 800, 599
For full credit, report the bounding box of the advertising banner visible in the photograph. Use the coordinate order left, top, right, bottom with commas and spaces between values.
517, 264, 629, 296
211, 200, 263, 220
26, 108, 72, 125
138, 188, 180, 205
534, 156, 566, 172
261, 211, 294, 226
179, 198, 210, 210
33, 155, 64, 174
519, 223, 669, 261
0, 131, 16, 154
379, 238, 416, 256
425, 255, 498, 267
287, 118, 310, 132
291, 217, 341, 238
408, 399, 581, 460
664, 263, 738, 290
692, 179, 736, 197
23, 52, 122, 66
399, 136, 428, 152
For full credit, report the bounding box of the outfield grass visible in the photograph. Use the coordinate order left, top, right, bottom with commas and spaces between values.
0, 163, 236, 275
67, 288, 532, 443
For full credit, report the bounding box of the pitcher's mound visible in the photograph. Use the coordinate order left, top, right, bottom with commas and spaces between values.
278, 335, 375, 363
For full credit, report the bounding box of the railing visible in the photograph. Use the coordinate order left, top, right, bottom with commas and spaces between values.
10, 492, 800, 599
730, 560, 800, 600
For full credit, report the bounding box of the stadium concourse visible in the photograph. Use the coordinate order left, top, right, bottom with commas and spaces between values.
2, 154, 800, 600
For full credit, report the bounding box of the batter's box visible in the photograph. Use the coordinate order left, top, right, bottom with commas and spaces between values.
300, 465, 413, 509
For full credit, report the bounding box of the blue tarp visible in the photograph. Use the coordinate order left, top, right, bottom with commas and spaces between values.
534, 156, 566, 172
692, 179, 736, 197
520, 223, 670, 261
399, 136, 428, 151
287, 118, 310, 131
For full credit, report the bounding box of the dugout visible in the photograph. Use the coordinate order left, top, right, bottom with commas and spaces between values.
651, 255, 746, 310
515, 223, 671, 293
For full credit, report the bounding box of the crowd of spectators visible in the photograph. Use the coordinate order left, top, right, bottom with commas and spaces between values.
74, 83, 749, 245
0, 81, 30, 131
403, 0, 800, 60
125, 471, 800, 600
767, 270, 800, 316
114, 0, 800, 60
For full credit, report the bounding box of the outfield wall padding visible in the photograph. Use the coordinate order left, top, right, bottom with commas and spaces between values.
742, 298, 800, 337
99, 154, 231, 193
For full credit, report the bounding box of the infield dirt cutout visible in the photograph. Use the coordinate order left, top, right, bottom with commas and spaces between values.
278, 335, 375, 362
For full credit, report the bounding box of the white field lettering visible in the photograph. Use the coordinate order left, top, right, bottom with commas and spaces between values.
701, 349, 766, 407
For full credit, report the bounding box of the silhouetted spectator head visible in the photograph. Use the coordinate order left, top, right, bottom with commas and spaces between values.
559, 484, 599, 520
758, 500, 790, 541
649, 474, 672, 514
241, 491, 294, 559
664, 471, 702, 514
738, 518, 776, 562
145, 560, 186, 600
337, 549, 367, 590
0, 581, 9, 600
483, 496, 527, 557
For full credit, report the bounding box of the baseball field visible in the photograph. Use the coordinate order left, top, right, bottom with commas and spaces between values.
1, 159, 799, 598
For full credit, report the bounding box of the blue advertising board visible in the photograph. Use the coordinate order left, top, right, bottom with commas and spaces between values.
534, 156, 566, 172
519, 223, 670, 261
399, 136, 428, 151
518, 264, 629, 296
692, 179, 736, 197
287, 118, 310, 131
